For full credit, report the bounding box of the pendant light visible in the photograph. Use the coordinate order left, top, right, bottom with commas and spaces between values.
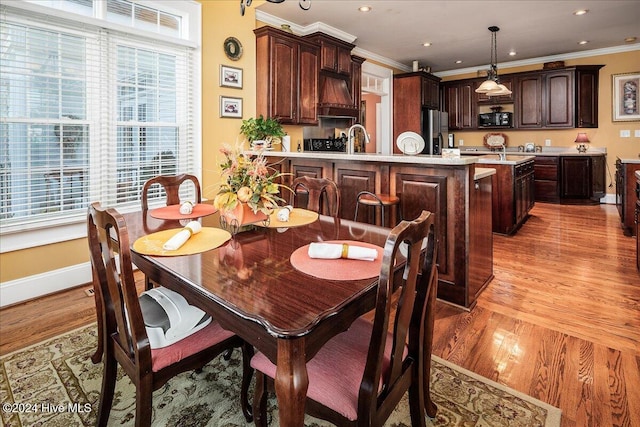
476, 26, 512, 97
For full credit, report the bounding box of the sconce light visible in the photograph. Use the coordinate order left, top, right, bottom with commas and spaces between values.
574, 132, 590, 153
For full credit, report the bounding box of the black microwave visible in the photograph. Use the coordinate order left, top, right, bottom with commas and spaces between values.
478, 112, 512, 127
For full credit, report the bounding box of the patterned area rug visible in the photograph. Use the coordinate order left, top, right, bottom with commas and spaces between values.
0, 325, 561, 426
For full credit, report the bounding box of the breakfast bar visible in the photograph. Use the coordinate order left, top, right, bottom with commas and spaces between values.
262, 151, 495, 309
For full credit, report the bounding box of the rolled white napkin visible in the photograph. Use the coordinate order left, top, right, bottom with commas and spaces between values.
276, 205, 293, 222
179, 201, 193, 215
163, 221, 202, 250
308, 242, 378, 261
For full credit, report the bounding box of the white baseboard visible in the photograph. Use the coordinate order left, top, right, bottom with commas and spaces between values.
601, 193, 616, 204
0, 262, 93, 308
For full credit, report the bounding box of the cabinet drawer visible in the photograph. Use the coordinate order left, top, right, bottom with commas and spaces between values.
535, 164, 558, 181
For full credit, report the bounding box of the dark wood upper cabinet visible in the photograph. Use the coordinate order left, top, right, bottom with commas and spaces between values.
514, 73, 543, 128
443, 80, 475, 130
576, 66, 602, 128
309, 33, 353, 75
255, 27, 319, 125
515, 69, 575, 128
442, 65, 602, 131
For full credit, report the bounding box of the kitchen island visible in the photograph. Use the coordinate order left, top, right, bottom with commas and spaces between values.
474, 154, 536, 235
262, 151, 495, 309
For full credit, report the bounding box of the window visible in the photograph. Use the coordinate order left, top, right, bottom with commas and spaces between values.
0, 2, 198, 241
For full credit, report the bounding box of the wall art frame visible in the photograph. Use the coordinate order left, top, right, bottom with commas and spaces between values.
220, 96, 242, 118
612, 72, 640, 122
220, 65, 243, 89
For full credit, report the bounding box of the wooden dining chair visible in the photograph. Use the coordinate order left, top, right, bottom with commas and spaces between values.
141, 174, 202, 211
291, 175, 340, 217
87, 202, 254, 426
250, 210, 438, 427
141, 174, 202, 290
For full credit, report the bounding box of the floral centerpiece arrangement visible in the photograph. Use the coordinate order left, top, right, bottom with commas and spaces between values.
213, 143, 289, 226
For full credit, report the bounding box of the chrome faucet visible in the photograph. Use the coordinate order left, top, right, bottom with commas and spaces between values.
499, 144, 506, 160
347, 124, 370, 154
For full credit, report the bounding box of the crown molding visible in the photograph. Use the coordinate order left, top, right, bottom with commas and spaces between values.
255, 10, 357, 43
435, 43, 640, 78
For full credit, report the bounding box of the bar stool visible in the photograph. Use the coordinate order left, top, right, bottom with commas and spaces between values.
354, 191, 400, 227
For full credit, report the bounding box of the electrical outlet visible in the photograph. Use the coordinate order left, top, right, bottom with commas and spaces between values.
545, 139, 551, 146
459, 139, 464, 146
620, 130, 631, 137
635, 130, 640, 138
84, 288, 95, 297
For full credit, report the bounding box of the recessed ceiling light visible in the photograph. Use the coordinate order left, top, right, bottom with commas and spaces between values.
358, 5, 372, 12
455, 60, 463, 64
573, 9, 589, 16
509, 50, 517, 56
625, 36, 637, 43
423, 42, 432, 47
578, 40, 589, 45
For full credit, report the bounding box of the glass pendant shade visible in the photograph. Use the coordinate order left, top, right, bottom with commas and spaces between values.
487, 83, 512, 96
476, 79, 500, 93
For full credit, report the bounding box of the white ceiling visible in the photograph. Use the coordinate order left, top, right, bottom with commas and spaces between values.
254, 0, 640, 74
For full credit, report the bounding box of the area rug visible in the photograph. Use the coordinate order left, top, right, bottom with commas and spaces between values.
0, 325, 561, 426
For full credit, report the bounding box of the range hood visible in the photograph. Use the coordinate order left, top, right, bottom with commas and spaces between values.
317, 75, 359, 118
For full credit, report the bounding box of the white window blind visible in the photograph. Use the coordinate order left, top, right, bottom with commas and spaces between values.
0, 4, 195, 233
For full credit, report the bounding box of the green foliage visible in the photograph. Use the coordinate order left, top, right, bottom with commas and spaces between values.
240, 115, 285, 143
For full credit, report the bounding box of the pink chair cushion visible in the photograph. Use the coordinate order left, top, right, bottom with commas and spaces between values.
151, 321, 235, 371
251, 317, 403, 421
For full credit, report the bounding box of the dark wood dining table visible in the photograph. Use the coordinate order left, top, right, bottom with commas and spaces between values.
124, 208, 392, 427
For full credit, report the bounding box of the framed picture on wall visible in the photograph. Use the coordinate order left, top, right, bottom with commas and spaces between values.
220, 96, 242, 118
612, 72, 640, 122
220, 65, 243, 89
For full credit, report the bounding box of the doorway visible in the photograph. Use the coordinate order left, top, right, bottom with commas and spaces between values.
361, 62, 393, 155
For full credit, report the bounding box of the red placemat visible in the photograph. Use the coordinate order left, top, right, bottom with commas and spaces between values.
290, 240, 383, 281
150, 203, 217, 220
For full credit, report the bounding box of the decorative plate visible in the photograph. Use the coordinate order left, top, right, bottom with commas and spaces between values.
483, 132, 508, 149
396, 131, 425, 155
223, 37, 243, 61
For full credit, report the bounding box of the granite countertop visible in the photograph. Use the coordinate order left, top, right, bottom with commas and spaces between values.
618, 157, 640, 164
475, 167, 496, 179
472, 154, 535, 165
460, 146, 606, 157
260, 150, 479, 165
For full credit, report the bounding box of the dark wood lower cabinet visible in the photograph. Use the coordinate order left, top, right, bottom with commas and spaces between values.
534, 156, 559, 202
334, 161, 384, 223
392, 170, 448, 274
615, 159, 640, 236
561, 157, 591, 199
468, 175, 493, 302
534, 154, 605, 204
477, 160, 535, 235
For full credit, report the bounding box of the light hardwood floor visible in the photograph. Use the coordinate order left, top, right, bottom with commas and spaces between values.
1, 202, 638, 426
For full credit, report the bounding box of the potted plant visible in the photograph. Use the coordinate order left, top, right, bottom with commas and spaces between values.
240, 115, 285, 149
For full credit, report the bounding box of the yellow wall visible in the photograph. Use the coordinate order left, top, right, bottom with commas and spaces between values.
1, 2, 638, 285
441, 50, 640, 190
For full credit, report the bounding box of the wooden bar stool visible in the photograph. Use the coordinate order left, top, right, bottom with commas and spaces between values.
354, 191, 400, 227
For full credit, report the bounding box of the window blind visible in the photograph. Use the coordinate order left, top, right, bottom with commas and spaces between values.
0, 4, 195, 232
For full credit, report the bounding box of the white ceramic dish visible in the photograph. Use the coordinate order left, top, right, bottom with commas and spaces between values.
396, 131, 425, 155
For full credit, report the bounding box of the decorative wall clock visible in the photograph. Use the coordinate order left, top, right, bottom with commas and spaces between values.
223, 37, 243, 61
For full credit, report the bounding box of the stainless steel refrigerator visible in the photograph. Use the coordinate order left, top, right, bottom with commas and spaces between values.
421, 109, 448, 155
